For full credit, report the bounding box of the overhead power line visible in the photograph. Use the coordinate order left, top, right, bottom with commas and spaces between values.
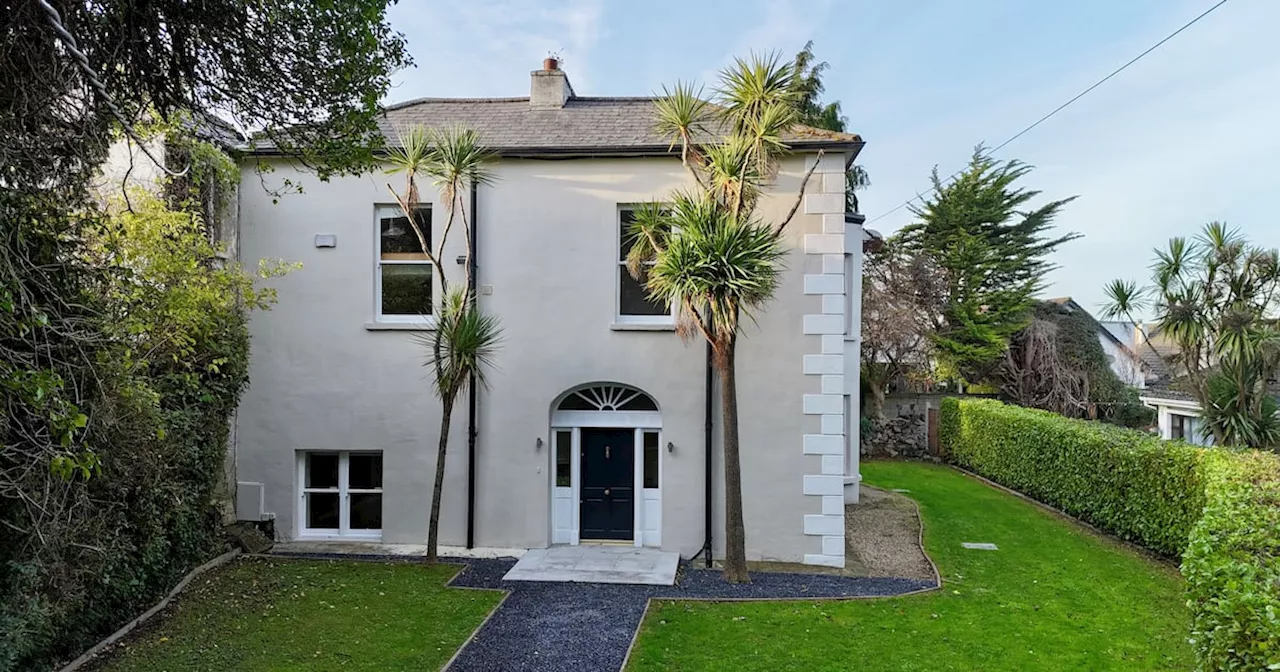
865, 0, 1231, 226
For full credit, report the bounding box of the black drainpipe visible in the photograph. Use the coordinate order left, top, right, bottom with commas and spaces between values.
703, 341, 714, 568
466, 184, 479, 549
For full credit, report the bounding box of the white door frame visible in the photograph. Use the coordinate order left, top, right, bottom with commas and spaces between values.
551, 410, 661, 547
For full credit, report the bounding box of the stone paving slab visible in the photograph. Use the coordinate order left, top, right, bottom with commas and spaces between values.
503, 546, 680, 585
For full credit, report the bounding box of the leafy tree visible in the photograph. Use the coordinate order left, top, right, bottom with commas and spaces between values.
634, 53, 820, 582
386, 126, 503, 563
861, 241, 945, 418
898, 150, 1079, 385
788, 41, 871, 213
1103, 223, 1280, 448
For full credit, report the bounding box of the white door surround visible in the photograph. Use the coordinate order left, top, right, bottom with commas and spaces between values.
550, 384, 662, 548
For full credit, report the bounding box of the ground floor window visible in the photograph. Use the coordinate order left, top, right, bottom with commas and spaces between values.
300, 451, 383, 538
1170, 414, 1188, 441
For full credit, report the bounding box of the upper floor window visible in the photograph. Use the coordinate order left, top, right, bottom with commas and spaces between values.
376, 204, 432, 322
618, 207, 673, 324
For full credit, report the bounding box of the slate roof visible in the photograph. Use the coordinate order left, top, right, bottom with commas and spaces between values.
249, 96, 863, 157
375, 97, 862, 156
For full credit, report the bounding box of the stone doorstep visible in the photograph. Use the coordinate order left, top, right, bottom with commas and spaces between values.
502, 545, 680, 586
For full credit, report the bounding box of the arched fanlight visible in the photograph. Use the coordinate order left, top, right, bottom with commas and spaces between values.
557, 384, 658, 412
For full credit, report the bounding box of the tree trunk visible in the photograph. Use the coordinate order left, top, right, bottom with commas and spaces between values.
426, 393, 455, 563
716, 339, 749, 583
867, 378, 887, 420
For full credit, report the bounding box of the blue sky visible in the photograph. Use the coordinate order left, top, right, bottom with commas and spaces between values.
385, 0, 1279, 315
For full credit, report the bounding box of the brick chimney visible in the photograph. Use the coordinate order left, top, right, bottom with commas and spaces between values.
530, 58, 574, 109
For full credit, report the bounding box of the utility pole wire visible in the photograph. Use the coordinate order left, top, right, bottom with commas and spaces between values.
37, 0, 189, 177
865, 0, 1231, 226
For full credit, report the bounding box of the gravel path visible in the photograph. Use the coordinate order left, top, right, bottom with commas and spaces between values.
845, 486, 938, 581
445, 558, 935, 672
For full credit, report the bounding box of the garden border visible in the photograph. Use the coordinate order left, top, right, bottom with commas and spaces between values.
58, 549, 241, 672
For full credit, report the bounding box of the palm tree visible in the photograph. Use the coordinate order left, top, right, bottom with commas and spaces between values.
386, 125, 502, 562
634, 53, 822, 582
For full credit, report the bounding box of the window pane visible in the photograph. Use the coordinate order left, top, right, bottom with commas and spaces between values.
381, 264, 433, 316
350, 494, 383, 530
620, 209, 637, 260
620, 267, 667, 316
380, 207, 430, 258
618, 393, 658, 411
555, 431, 572, 487
306, 492, 340, 529
306, 453, 339, 489
643, 431, 659, 489
349, 453, 383, 490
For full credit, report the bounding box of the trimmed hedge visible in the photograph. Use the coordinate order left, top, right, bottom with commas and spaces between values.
940, 397, 1204, 556
1183, 450, 1280, 669
940, 397, 1280, 670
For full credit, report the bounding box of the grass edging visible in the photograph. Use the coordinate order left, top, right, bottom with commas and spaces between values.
59, 549, 242, 672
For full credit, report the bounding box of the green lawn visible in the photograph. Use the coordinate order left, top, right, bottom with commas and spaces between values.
97, 558, 502, 672
628, 461, 1194, 671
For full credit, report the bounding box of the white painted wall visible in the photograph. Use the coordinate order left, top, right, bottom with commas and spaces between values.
234, 152, 847, 564
1100, 334, 1145, 388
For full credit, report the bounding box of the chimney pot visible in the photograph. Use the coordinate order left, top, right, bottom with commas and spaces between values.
543, 57, 559, 71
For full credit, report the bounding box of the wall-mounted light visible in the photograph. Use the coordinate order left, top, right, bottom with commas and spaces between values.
314, 234, 337, 248
536, 437, 544, 451
667, 441, 675, 453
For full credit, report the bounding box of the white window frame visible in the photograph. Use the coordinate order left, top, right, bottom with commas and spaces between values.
297, 450, 383, 540
374, 204, 435, 325
616, 205, 676, 326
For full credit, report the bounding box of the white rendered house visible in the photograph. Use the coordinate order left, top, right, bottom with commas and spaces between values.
230, 62, 866, 568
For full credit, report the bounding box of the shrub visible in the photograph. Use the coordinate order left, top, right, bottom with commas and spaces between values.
940, 397, 1280, 670
939, 397, 1204, 556
1183, 450, 1280, 669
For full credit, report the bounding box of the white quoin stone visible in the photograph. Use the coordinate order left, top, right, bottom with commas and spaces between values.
822, 213, 845, 233
803, 553, 845, 568
803, 314, 845, 335
803, 394, 842, 415
822, 254, 844, 274
822, 173, 846, 194
803, 434, 843, 455
820, 414, 843, 435
803, 354, 843, 375
821, 334, 844, 354
821, 295, 845, 315
820, 374, 844, 395
821, 495, 844, 515
803, 234, 844, 255
822, 535, 846, 556
821, 454, 844, 475
803, 514, 844, 536
803, 273, 843, 295
804, 193, 845, 215
803, 474, 844, 496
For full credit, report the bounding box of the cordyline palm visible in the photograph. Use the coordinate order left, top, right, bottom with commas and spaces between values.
387, 124, 503, 562
1103, 222, 1280, 448
639, 52, 820, 583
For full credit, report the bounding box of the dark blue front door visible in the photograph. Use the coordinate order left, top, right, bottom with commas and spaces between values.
580, 428, 634, 541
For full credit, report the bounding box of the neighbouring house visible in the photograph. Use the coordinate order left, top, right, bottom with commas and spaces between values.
229, 62, 866, 567
1130, 326, 1216, 445
1047, 298, 1150, 388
